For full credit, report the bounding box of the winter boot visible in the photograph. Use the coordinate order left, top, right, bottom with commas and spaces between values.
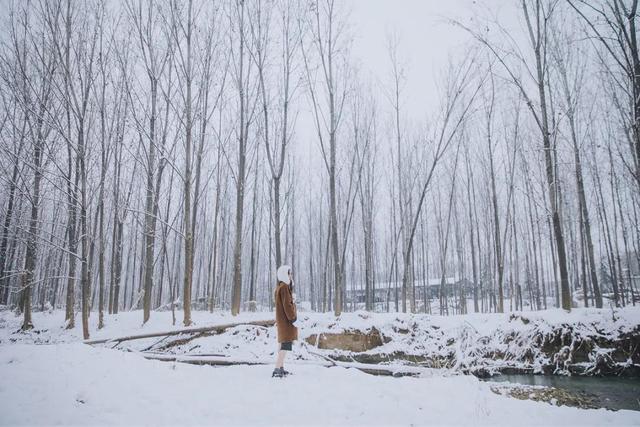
272, 368, 285, 378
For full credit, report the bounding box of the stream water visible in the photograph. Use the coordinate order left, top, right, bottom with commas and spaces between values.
485, 374, 640, 412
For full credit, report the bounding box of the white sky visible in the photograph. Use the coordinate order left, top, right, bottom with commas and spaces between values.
294, 0, 521, 191
350, 0, 475, 122
349, 0, 521, 121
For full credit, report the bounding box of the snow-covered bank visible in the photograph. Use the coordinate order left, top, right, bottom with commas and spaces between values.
1, 342, 638, 426
2, 307, 639, 377
295, 307, 640, 377
69, 308, 640, 377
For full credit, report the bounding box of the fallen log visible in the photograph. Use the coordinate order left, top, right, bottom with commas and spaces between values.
84, 319, 275, 346
143, 353, 272, 366
143, 352, 433, 377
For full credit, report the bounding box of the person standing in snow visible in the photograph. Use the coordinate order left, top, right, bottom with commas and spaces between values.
272, 265, 297, 378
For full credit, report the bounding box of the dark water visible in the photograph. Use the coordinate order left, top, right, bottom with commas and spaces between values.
485, 374, 640, 412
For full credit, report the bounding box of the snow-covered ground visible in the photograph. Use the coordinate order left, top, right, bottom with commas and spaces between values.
61, 306, 640, 377
1, 309, 639, 426
2, 342, 640, 426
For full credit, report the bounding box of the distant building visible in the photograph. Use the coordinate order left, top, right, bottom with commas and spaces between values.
346, 277, 471, 304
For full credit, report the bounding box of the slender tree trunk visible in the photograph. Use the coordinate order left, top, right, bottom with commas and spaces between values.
523, 1, 571, 310
21, 108, 47, 330
465, 151, 479, 313
142, 76, 158, 324
182, 0, 195, 325
231, 0, 248, 316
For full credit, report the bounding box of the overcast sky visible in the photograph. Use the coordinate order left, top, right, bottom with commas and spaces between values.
349, 0, 521, 120
350, 0, 474, 122
295, 1, 522, 186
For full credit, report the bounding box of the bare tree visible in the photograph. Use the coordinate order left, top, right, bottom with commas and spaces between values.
7, 4, 58, 329
303, 0, 351, 315
551, 21, 603, 308
125, 0, 173, 324
0, 82, 26, 306
230, 0, 258, 316
568, 0, 640, 194
250, 0, 302, 270
457, 0, 573, 311
399, 56, 483, 316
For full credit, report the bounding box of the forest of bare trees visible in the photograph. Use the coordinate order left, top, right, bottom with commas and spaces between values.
0, 0, 638, 339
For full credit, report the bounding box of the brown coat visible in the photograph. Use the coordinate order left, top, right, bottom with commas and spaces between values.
275, 281, 298, 343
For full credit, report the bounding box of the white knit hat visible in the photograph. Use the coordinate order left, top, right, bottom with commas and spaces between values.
276, 265, 291, 285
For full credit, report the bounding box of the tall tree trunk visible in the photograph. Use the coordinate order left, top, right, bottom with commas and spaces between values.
21, 103, 48, 330
142, 77, 158, 324
182, 0, 195, 325
78, 120, 91, 340
523, 0, 571, 310
231, 0, 248, 316
465, 150, 479, 313
248, 152, 259, 311
569, 116, 601, 307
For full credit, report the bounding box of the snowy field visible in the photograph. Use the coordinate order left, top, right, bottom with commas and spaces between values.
1, 309, 639, 426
